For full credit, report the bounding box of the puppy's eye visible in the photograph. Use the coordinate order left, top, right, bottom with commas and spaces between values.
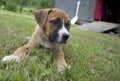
50, 18, 60, 25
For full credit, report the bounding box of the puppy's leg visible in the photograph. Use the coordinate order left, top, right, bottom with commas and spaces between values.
2, 26, 40, 62
2, 38, 38, 62
56, 49, 68, 71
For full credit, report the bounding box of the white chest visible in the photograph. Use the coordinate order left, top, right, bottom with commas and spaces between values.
36, 35, 53, 48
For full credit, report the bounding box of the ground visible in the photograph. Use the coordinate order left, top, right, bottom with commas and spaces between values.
0, 10, 120, 81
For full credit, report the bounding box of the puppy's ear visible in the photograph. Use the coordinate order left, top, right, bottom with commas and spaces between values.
33, 9, 52, 28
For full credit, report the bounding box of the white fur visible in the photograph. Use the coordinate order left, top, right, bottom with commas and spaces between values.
36, 35, 53, 48
58, 20, 69, 42
58, 65, 71, 72
1, 55, 20, 62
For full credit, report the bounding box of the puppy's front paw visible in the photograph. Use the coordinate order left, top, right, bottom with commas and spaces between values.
1, 55, 20, 62
58, 64, 71, 72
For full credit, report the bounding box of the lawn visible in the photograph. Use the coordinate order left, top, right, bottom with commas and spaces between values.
0, 10, 120, 81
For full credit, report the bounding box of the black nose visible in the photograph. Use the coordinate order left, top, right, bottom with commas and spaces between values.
62, 33, 69, 41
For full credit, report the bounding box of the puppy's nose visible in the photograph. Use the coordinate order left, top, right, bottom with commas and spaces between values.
62, 33, 69, 41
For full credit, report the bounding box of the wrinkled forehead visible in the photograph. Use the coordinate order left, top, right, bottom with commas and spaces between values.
47, 9, 69, 21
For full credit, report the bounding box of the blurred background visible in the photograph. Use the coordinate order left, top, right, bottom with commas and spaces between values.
0, 0, 54, 13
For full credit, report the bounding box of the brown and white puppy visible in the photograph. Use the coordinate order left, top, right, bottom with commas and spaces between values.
2, 8, 71, 71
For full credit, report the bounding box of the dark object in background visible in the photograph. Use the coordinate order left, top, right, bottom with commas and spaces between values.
114, 26, 120, 34
101, 0, 120, 23
101, 0, 120, 34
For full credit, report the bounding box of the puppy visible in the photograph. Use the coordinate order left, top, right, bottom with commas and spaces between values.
2, 8, 71, 71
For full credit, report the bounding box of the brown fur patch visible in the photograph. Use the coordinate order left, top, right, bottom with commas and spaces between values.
45, 8, 69, 36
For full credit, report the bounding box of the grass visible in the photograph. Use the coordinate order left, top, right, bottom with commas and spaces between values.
0, 10, 120, 81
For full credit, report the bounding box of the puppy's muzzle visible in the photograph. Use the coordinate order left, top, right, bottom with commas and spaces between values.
61, 33, 69, 43
62, 33, 69, 41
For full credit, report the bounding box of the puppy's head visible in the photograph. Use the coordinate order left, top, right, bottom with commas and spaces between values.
34, 8, 71, 44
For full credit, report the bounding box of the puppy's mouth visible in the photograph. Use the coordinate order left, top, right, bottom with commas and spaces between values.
49, 39, 68, 44
48, 32, 69, 44
49, 35, 69, 44
50, 41, 68, 45
59, 41, 67, 44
